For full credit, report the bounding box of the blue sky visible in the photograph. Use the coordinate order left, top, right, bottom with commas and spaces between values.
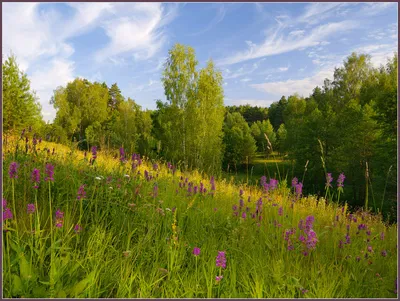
2, 2, 398, 122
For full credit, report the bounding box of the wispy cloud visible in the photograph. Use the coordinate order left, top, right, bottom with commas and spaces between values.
30, 59, 75, 121
298, 3, 344, 24
218, 21, 358, 65
95, 3, 177, 62
361, 2, 397, 16
251, 67, 334, 98
187, 5, 226, 36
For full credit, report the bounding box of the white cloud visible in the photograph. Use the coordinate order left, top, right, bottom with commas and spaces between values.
251, 67, 334, 98
298, 3, 344, 24
30, 59, 75, 122
352, 43, 398, 67
289, 30, 305, 37
218, 21, 358, 65
278, 65, 290, 72
95, 3, 176, 62
361, 2, 397, 16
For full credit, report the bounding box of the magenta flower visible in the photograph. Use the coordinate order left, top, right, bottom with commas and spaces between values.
27, 204, 35, 214
3, 207, 13, 220
210, 176, 216, 191
215, 275, 223, 282
74, 224, 83, 234
55, 209, 64, 219
193, 247, 201, 256
77, 185, 86, 200
269, 178, 278, 190
44, 163, 54, 182
278, 206, 283, 216
292, 177, 298, 187
153, 184, 158, 198
239, 189, 243, 196
337, 173, 346, 188
241, 212, 246, 219
91, 146, 97, 160
216, 251, 226, 269
31, 168, 40, 188
295, 182, 303, 196
2, 198, 7, 209
326, 173, 333, 188
8, 162, 19, 179
119, 147, 125, 162
55, 209, 64, 228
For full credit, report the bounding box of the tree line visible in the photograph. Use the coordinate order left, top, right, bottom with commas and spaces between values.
2, 44, 397, 219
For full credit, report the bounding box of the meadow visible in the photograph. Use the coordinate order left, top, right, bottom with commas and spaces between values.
2, 136, 398, 298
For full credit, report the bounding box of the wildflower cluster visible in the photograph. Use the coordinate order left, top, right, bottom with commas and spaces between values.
298, 216, 318, 255
55, 209, 64, 228
31, 168, 40, 189
77, 185, 86, 200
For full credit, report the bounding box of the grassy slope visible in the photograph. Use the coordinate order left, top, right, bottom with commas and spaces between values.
2, 138, 398, 298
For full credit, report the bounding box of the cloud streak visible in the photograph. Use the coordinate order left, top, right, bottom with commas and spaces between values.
218, 21, 358, 65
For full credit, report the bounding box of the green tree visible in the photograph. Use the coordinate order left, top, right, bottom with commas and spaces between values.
223, 112, 257, 171
2, 55, 43, 133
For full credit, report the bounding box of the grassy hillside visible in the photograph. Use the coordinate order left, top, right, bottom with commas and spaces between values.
2, 137, 398, 298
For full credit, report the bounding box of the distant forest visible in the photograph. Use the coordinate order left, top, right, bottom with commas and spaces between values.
3, 44, 397, 219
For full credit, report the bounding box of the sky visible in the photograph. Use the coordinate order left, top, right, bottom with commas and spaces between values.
2, 2, 398, 123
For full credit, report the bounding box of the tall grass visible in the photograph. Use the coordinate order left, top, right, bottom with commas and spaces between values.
2, 136, 398, 298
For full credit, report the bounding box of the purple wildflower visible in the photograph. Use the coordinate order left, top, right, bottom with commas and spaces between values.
153, 163, 158, 171
295, 182, 303, 196
381, 250, 387, 257
119, 147, 125, 162
306, 230, 318, 249
278, 206, 283, 216
31, 169, 40, 188
216, 251, 226, 269
77, 185, 86, 200
367, 245, 373, 253
380, 232, 385, 240
345, 234, 351, 244
74, 224, 83, 234
241, 212, 247, 219
210, 176, 216, 191
269, 178, 278, 190
91, 146, 97, 160
8, 162, 19, 179
239, 199, 244, 208
292, 177, 298, 187
358, 224, 367, 231
193, 247, 201, 256
153, 184, 158, 198
55, 209, 64, 220
337, 173, 346, 188
326, 173, 333, 188
27, 204, 35, 214
215, 275, 223, 282
239, 189, 243, 196
44, 163, 54, 182
55, 209, 64, 228
2, 199, 7, 209
3, 207, 13, 220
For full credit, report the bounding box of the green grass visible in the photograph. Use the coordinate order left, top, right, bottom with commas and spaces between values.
2, 139, 398, 298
